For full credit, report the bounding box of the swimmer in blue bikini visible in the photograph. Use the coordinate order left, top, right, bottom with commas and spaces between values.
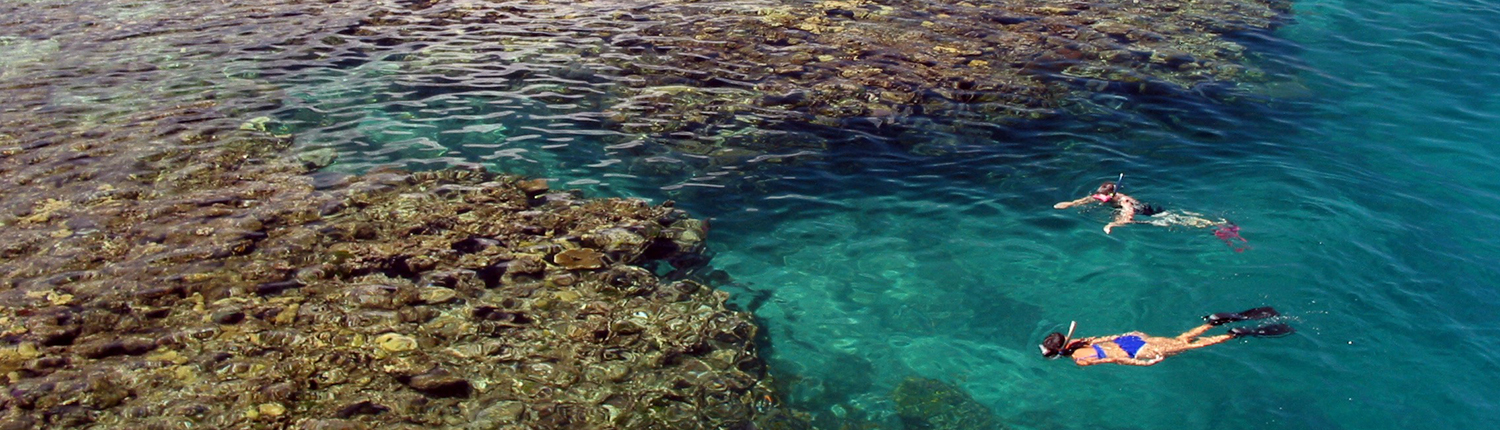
1054, 181, 1224, 234
1039, 307, 1292, 366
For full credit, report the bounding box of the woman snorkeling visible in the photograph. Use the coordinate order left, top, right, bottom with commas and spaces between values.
1039, 307, 1293, 366
1053, 179, 1226, 234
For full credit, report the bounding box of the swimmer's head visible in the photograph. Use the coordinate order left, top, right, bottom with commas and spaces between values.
1091, 182, 1117, 202
1040, 332, 1067, 358
1039, 322, 1082, 358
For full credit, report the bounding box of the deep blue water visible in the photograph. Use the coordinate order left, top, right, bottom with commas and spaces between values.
272, 0, 1500, 428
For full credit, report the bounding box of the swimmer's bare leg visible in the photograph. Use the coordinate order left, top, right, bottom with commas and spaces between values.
1176, 323, 1217, 342
1184, 333, 1235, 349
1141, 214, 1172, 227
1172, 210, 1227, 229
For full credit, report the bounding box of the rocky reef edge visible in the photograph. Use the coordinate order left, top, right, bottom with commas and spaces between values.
0, 131, 806, 429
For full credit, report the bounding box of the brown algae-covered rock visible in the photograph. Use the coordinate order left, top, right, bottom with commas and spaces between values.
0, 163, 802, 429
554, 248, 607, 270
329, 0, 1295, 146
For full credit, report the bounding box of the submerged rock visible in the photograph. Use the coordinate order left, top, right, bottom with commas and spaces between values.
298, 147, 338, 170
327, 0, 1295, 151
892, 377, 1004, 430
554, 247, 607, 270
0, 141, 806, 428
402, 367, 472, 398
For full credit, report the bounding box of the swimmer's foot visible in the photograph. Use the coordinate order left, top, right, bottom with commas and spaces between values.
1203, 307, 1279, 326
1229, 323, 1295, 338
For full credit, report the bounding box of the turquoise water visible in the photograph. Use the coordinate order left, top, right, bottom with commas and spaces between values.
685, 1, 1500, 427
261, 0, 1500, 428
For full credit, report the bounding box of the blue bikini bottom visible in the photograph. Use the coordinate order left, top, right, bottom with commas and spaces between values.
1093, 335, 1147, 359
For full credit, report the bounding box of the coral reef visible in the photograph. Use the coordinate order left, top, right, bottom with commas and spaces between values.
0, 0, 814, 426
0, 2, 805, 418
333, 0, 1293, 145
0, 150, 805, 428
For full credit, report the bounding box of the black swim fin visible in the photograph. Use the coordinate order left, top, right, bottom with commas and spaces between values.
1204, 306, 1280, 326
1229, 323, 1295, 338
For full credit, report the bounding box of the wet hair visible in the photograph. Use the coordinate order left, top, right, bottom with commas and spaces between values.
1040, 332, 1065, 357
1039, 332, 1084, 358
1094, 182, 1117, 195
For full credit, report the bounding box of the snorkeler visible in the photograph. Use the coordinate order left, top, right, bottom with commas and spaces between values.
1053, 179, 1225, 234
1039, 307, 1292, 366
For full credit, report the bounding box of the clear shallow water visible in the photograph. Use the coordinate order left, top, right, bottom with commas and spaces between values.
653, 0, 1500, 427
270, 0, 1500, 428
9, 0, 1498, 428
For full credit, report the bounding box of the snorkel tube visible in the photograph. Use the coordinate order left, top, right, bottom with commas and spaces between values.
1116, 173, 1124, 190
1063, 320, 1077, 348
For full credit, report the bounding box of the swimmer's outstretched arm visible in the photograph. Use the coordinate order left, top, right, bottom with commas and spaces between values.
1102, 204, 1138, 234
1054, 196, 1095, 209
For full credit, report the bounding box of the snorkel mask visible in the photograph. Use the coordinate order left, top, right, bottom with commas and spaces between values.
1039, 321, 1077, 358
1090, 175, 1124, 202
